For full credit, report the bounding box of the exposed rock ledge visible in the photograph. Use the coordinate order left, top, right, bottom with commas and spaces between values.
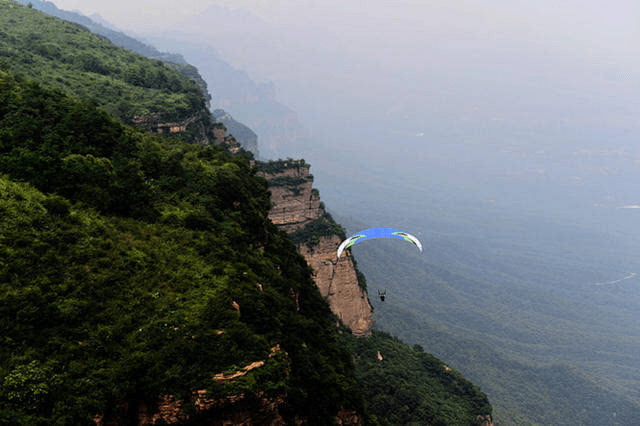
259, 162, 373, 336
299, 235, 373, 337
258, 162, 321, 233
131, 109, 213, 145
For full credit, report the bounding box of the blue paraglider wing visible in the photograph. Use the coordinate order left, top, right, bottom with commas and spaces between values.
336, 227, 422, 258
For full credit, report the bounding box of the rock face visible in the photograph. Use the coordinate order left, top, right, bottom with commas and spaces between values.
298, 235, 373, 336
259, 161, 373, 336
212, 125, 244, 154
94, 392, 288, 425
212, 109, 259, 158
95, 393, 362, 425
258, 161, 322, 233
132, 108, 213, 145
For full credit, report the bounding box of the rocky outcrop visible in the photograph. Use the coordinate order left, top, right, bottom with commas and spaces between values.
299, 235, 373, 336
258, 161, 322, 233
94, 346, 289, 425
259, 161, 373, 336
212, 109, 259, 157
212, 124, 244, 154
132, 108, 213, 145
478, 414, 494, 426
94, 392, 288, 425
336, 409, 362, 425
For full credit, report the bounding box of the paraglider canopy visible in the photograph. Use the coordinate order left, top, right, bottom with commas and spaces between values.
336, 227, 422, 258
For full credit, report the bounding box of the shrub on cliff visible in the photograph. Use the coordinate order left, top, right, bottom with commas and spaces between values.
255, 158, 310, 175
289, 211, 347, 249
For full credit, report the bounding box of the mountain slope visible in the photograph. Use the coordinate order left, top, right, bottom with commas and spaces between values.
0, 68, 368, 424
341, 330, 492, 426
13, 0, 214, 107
14, 0, 187, 64
15, 0, 262, 157
0, 0, 207, 133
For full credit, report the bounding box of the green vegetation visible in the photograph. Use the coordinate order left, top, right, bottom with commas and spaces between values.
266, 176, 313, 190
0, 70, 367, 424
341, 330, 492, 425
289, 212, 347, 249
14, 0, 213, 107
255, 158, 310, 175
0, 0, 205, 122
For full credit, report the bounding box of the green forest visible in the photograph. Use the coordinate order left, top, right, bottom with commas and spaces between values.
1, 1, 492, 424
0, 0, 204, 122
0, 68, 367, 423
341, 331, 491, 426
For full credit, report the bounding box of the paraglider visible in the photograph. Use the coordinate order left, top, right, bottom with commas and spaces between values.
336, 227, 422, 303
336, 227, 422, 258
378, 289, 387, 302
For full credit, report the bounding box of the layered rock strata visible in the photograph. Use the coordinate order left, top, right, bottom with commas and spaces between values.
259, 162, 373, 336
298, 235, 373, 336
258, 162, 321, 233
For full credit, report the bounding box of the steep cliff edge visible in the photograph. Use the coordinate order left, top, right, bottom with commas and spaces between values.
299, 235, 373, 337
131, 108, 214, 145
257, 159, 320, 232
212, 109, 260, 157
257, 159, 373, 337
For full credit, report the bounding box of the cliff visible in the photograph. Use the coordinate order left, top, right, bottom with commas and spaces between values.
131, 108, 214, 145
298, 235, 373, 337
257, 160, 320, 232
212, 109, 260, 157
257, 160, 373, 337
0, 67, 370, 424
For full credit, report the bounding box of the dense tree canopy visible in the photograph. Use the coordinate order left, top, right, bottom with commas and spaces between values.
341, 330, 492, 425
0, 0, 205, 121
0, 70, 366, 424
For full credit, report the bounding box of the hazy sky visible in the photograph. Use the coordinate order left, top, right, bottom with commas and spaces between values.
52, 0, 639, 115
50, 0, 640, 208
52, 0, 639, 60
